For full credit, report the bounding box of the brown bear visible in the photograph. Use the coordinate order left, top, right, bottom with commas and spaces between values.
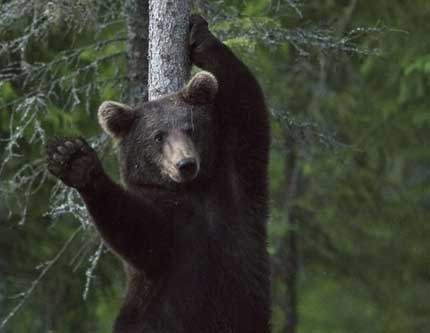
46, 15, 271, 333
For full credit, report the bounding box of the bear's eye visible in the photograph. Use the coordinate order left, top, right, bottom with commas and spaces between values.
154, 132, 165, 143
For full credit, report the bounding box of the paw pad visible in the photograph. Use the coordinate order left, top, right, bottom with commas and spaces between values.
46, 137, 99, 188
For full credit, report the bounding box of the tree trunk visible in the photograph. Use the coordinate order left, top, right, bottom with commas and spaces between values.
148, 0, 190, 100
283, 228, 298, 333
282, 145, 301, 333
124, 0, 149, 105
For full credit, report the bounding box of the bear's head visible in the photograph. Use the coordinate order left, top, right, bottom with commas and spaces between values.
98, 71, 218, 191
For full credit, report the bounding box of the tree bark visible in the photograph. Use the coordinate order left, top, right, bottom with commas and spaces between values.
148, 0, 190, 100
124, 0, 149, 105
282, 144, 301, 333
283, 227, 298, 333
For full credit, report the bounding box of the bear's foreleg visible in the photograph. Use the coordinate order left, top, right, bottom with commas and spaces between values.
46, 137, 172, 275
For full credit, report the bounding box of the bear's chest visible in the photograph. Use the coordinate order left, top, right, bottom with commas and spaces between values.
169, 190, 241, 244
120, 193, 269, 333
166, 192, 262, 287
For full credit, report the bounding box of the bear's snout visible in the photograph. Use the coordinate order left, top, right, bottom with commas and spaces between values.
161, 130, 200, 183
176, 158, 198, 181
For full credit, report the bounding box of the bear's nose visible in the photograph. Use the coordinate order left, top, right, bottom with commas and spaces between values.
176, 158, 198, 181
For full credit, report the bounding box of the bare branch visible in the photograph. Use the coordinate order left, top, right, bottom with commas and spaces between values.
0, 226, 83, 329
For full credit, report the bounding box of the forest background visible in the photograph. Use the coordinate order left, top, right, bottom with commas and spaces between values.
0, 0, 429, 332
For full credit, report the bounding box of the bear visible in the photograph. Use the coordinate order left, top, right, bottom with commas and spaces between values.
46, 15, 271, 333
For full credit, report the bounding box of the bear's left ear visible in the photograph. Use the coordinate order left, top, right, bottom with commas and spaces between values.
182, 71, 218, 105
98, 101, 136, 139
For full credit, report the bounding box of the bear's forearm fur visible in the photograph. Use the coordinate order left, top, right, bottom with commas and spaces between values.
192, 28, 270, 206
78, 171, 172, 275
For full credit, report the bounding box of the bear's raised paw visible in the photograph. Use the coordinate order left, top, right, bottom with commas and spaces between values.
46, 137, 101, 189
189, 14, 216, 69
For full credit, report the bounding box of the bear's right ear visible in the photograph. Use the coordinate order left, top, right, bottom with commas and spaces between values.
98, 101, 136, 139
182, 71, 218, 105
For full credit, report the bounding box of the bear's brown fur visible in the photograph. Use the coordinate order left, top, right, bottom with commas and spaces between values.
47, 15, 271, 333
